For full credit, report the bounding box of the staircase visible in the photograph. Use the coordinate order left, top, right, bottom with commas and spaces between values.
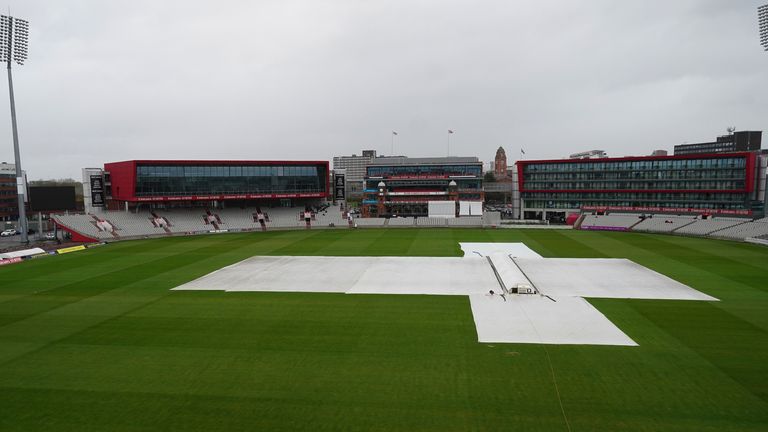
671, 219, 697, 233
707, 219, 752, 236
573, 214, 586, 229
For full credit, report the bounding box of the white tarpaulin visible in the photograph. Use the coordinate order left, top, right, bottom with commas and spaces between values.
177, 256, 499, 296
428, 201, 455, 218
459, 242, 542, 259
459, 201, 470, 216
458, 202, 483, 216
514, 258, 717, 301
470, 201, 483, 216
488, 253, 530, 289
0, 247, 46, 260
469, 294, 637, 346
173, 242, 717, 346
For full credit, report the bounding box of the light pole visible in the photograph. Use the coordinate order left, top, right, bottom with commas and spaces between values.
391, 130, 398, 155
0, 15, 29, 243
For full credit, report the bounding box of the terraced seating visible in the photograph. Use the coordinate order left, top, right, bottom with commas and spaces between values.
55, 212, 154, 239
264, 208, 305, 229
102, 211, 168, 237
156, 210, 211, 233
632, 215, 697, 233
710, 218, 768, 241
388, 217, 416, 226
54, 214, 112, 240
483, 211, 501, 225
415, 217, 447, 227
313, 209, 347, 227
580, 214, 643, 230
51, 207, 768, 246
447, 217, 483, 227
675, 217, 746, 236
353, 217, 386, 227
218, 208, 262, 231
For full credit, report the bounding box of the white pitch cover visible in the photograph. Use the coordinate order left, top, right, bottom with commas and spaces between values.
173, 243, 717, 346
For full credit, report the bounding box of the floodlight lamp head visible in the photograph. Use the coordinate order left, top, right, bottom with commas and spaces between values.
760, 4, 768, 51
0, 15, 29, 65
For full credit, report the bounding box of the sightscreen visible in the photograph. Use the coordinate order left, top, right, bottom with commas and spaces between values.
29, 186, 77, 211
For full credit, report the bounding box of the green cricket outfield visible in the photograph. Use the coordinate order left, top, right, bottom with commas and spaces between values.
0, 228, 766, 431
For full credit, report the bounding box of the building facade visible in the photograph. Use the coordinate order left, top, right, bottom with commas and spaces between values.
674, 131, 762, 155
516, 152, 763, 221
101, 160, 330, 210
332, 150, 377, 199
361, 157, 484, 217
0, 163, 25, 221
494, 147, 507, 177
82, 167, 107, 213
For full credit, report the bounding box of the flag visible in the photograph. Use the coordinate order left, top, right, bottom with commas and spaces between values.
521, 148, 525, 155
448, 129, 454, 134
392, 131, 398, 135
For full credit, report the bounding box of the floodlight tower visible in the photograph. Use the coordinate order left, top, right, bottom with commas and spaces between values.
760, 4, 768, 51
0, 15, 29, 243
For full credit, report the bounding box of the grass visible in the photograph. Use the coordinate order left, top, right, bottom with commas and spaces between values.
0, 228, 766, 431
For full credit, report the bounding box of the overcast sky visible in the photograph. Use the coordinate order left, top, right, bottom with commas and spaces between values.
1, 0, 766, 180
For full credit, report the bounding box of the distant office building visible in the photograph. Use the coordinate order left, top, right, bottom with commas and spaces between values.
674, 131, 762, 155
332, 150, 378, 199
494, 147, 508, 177
0, 162, 26, 221
569, 150, 608, 159
651, 150, 668, 157
333, 150, 410, 199
362, 157, 484, 218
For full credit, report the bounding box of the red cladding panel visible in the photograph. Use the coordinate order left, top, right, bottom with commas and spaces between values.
745, 152, 757, 193
53, 220, 99, 243
104, 161, 136, 201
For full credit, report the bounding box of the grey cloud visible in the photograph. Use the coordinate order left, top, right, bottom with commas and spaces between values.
0, 0, 765, 179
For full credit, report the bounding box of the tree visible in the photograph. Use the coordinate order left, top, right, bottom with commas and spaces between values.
483, 172, 496, 183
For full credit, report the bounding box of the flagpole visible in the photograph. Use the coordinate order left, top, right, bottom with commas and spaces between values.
391, 131, 398, 155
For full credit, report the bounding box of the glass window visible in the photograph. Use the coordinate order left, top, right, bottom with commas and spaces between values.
134, 163, 327, 197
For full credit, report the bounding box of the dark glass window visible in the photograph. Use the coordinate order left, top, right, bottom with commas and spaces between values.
366, 164, 482, 177
522, 156, 748, 192
134, 164, 327, 196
